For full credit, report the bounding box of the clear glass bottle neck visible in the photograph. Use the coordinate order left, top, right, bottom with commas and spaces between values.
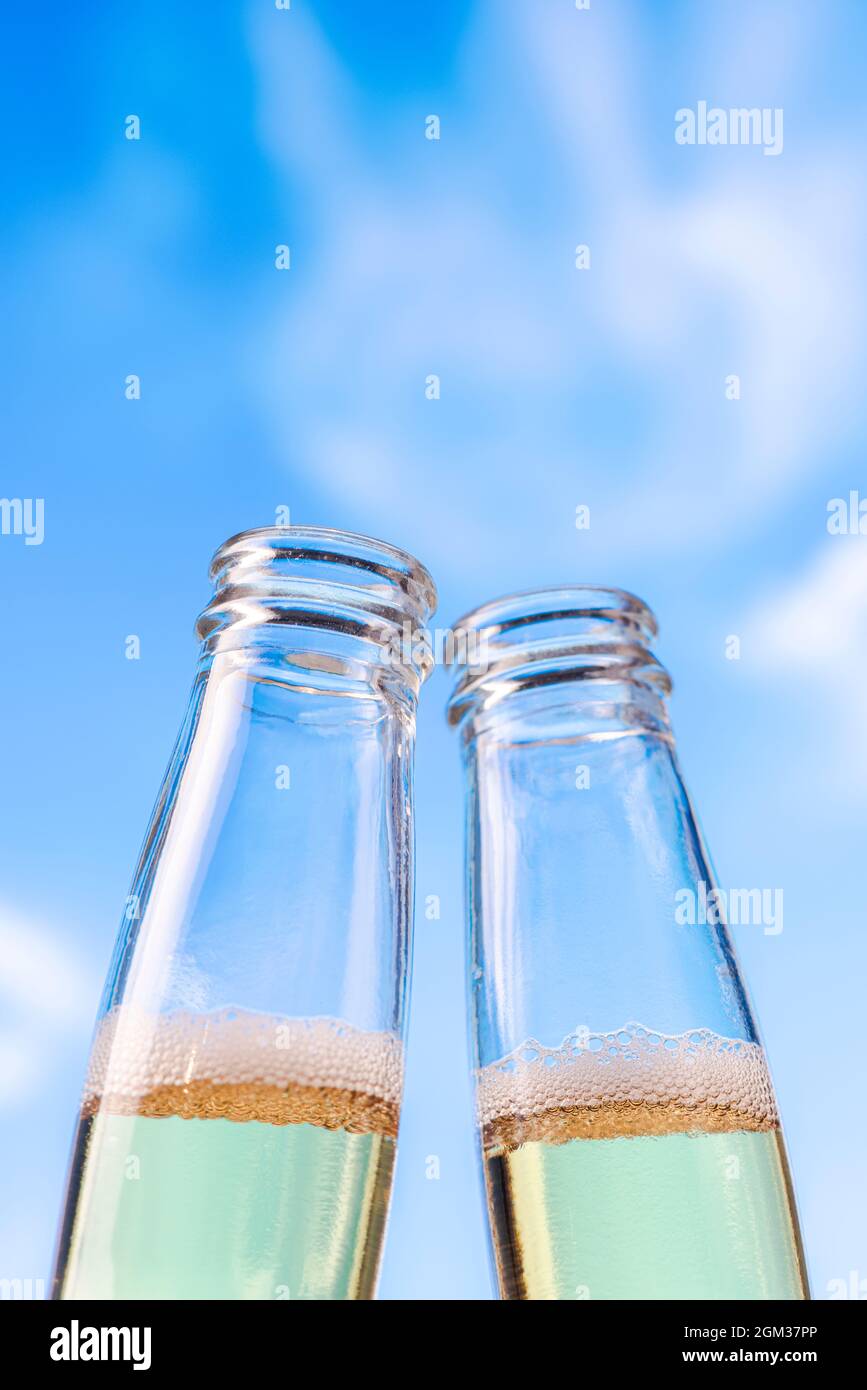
447, 586, 672, 748
448, 587, 760, 1055
97, 527, 437, 1038
195, 526, 438, 706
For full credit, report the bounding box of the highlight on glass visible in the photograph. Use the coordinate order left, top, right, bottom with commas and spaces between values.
447, 586, 808, 1301
52, 526, 437, 1300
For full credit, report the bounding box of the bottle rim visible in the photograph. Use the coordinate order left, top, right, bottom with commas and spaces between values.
208, 525, 437, 607
446, 584, 672, 732
196, 526, 438, 683
451, 584, 659, 643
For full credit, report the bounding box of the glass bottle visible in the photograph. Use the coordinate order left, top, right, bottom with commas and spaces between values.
447, 586, 808, 1301
53, 526, 437, 1300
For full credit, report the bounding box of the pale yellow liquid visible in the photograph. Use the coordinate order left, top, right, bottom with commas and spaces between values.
55, 1079, 397, 1300
484, 1099, 808, 1300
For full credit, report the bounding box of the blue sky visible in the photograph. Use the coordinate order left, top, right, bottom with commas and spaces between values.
1, 0, 866, 1299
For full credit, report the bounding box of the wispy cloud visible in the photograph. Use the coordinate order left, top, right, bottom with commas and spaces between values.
513, 1, 867, 548
0, 909, 96, 1107
743, 541, 867, 791
246, 0, 867, 581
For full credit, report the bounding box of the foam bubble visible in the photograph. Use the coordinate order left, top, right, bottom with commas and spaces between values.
477, 1022, 777, 1128
84, 1006, 404, 1109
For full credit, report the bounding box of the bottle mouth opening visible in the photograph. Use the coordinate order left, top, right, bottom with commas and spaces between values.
451, 585, 660, 644
196, 526, 438, 681
446, 585, 672, 731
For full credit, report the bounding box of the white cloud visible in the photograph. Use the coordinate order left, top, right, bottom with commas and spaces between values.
746, 543, 867, 668
0, 909, 96, 1107
743, 542, 867, 789
0, 916, 94, 1027
511, 2, 867, 549
244, 0, 867, 582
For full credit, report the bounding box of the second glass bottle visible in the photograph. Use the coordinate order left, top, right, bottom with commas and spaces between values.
448, 586, 807, 1301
